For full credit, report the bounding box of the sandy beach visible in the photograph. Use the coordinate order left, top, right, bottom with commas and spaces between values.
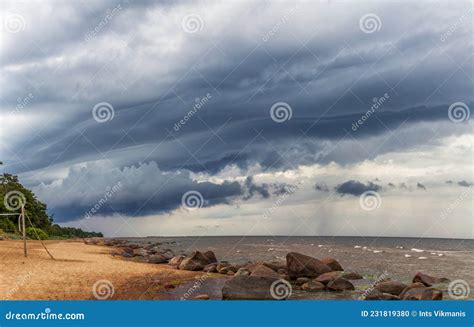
0, 240, 210, 300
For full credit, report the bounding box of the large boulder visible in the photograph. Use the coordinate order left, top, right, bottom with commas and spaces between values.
316, 271, 342, 285
327, 277, 355, 291
399, 282, 427, 298
160, 249, 175, 260
203, 251, 218, 263
222, 276, 281, 300
401, 287, 443, 300
179, 251, 217, 271
412, 272, 448, 286
321, 257, 344, 271
375, 281, 407, 296
286, 252, 332, 279
250, 264, 281, 279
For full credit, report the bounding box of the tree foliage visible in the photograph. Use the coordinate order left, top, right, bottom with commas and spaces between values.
0, 168, 103, 238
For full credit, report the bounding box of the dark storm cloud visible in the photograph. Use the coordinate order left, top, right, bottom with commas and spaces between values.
335, 180, 382, 196
2, 0, 473, 220
38, 161, 279, 221
458, 180, 473, 187
8, 101, 470, 178
417, 182, 427, 191
314, 182, 329, 192
243, 176, 270, 200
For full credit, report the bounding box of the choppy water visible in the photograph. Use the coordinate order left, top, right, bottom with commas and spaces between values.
119, 236, 474, 300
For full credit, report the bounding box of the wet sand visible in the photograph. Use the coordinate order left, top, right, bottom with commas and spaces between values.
0, 240, 211, 300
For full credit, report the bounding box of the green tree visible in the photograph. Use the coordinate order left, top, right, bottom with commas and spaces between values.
0, 163, 102, 238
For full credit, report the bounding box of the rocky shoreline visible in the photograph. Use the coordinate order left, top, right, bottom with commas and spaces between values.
85, 238, 451, 300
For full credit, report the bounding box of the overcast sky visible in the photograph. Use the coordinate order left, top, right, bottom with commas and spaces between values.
1, 0, 472, 238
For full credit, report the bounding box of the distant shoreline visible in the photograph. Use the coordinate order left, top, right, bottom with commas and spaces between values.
113, 235, 473, 241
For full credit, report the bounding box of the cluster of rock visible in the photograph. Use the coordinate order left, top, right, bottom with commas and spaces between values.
221, 252, 363, 299
364, 272, 447, 300
85, 238, 449, 301
84, 238, 177, 264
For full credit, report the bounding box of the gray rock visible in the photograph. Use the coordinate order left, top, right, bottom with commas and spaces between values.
320, 257, 344, 271
402, 287, 443, 300
147, 254, 168, 264
412, 272, 449, 286
316, 271, 342, 285
399, 282, 425, 298
250, 264, 281, 279
375, 281, 407, 296
179, 251, 217, 271
364, 289, 400, 300
222, 276, 279, 300
286, 252, 332, 279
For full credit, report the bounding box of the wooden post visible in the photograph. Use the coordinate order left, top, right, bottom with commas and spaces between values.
21, 206, 27, 257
